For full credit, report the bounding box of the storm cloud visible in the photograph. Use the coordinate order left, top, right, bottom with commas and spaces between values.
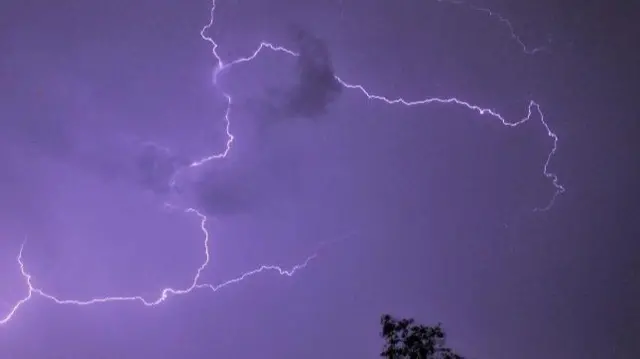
252, 27, 343, 128
284, 27, 342, 118
9, 114, 189, 197
0, 65, 190, 197
1, 27, 341, 217
189, 167, 261, 216
133, 142, 190, 195
188, 28, 341, 216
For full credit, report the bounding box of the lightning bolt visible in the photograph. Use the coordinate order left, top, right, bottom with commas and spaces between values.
1, 208, 354, 325
1, 0, 564, 326
436, 0, 548, 55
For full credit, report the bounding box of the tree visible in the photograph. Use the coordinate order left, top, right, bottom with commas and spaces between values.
380, 314, 464, 359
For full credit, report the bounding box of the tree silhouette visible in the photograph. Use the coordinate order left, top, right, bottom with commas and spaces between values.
380, 314, 464, 359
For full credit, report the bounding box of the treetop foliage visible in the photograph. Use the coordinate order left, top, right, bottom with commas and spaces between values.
380, 314, 463, 359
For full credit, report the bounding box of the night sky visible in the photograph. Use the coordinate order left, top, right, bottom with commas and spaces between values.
1, 0, 638, 358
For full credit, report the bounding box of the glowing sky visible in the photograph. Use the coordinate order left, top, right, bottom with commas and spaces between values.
1, 0, 637, 358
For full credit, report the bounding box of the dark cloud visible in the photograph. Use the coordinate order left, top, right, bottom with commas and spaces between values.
6, 99, 254, 211
181, 145, 305, 217
133, 142, 190, 195
284, 27, 342, 118
59, 138, 188, 196
13, 117, 189, 196
192, 174, 257, 215
250, 27, 342, 128
185, 28, 339, 216
0, 71, 188, 197
1, 28, 334, 216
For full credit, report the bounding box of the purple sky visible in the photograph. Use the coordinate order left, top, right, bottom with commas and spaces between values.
1, 0, 637, 358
